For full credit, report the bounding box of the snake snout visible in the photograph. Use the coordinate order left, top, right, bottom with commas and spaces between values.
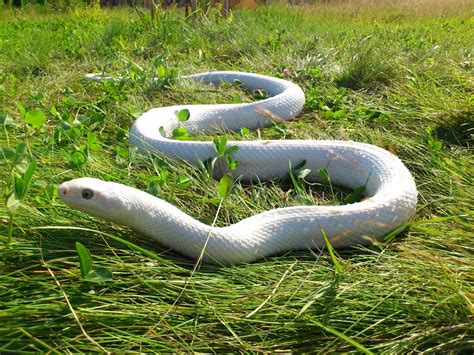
58, 184, 69, 197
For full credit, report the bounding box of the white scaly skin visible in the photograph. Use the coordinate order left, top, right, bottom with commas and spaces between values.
59, 71, 417, 264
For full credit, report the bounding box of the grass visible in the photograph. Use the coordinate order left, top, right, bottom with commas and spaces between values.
1, 1, 473, 352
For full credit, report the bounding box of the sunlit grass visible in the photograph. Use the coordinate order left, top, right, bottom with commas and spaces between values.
0, 3, 473, 352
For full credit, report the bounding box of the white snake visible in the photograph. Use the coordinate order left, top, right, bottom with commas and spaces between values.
59, 71, 417, 264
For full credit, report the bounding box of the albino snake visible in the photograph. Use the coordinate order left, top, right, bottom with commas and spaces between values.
59, 71, 417, 264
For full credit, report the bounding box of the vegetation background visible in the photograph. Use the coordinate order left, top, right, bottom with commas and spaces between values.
1, 0, 473, 352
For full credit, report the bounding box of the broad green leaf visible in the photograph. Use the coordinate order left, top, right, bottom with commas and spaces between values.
213, 138, 220, 154
50, 105, 59, 118
175, 108, 190, 122
200, 197, 221, 204
152, 157, 169, 170
146, 181, 160, 196
157, 64, 166, 78
13, 143, 27, 164
0, 147, 15, 164
428, 140, 443, 151
33, 179, 48, 189
225, 145, 238, 156
233, 94, 243, 103
334, 109, 346, 119
240, 127, 250, 136
116, 145, 129, 159
25, 109, 46, 129
1, 113, 18, 129
157, 170, 169, 184
85, 267, 113, 282
13, 143, 29, 173
175, 174, 191, 188
13, 160, 36, 200
325, 110, 334, 119
22, 160, 36, 190
213, 136, 227, 156
253, 89, 267, 100
297, 168, 311, 179
6, 191, 21, 215
33, 92, 44, 102
69, 150, 87, 169
87, 132, 102, 152
292, 160, 307, 171
59, 121, 71, 131
343, 186, 365, 205
159, 126, 166, 136
16, 103, 26, 119
226, 156, 239, 171
172, 127, 189, 140
317, 167, 330, 181
14, 175, 25, 196
218, 174, 234, 199
75, 242, 93, 279
128, 106, 143, 118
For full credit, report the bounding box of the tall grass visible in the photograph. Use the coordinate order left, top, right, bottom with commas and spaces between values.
1, 3, 473, 352
295, 0, 474, 16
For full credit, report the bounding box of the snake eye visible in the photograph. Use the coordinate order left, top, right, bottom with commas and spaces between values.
81, 189, 94, 199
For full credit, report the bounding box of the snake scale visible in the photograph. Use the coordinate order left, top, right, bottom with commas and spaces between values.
59, 71, 417, 264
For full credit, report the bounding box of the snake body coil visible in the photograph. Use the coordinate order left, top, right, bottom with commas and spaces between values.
59, 72, 417, 264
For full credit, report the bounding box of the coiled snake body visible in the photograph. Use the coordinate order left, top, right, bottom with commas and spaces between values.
59, 72, 417, 264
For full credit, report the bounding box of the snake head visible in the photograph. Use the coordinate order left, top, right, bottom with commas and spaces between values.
59, 177, 129, 223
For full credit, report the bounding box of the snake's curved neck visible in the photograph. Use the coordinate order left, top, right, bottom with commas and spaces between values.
115, 184, 212, 247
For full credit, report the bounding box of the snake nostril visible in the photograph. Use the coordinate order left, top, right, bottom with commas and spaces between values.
59, 185, 68, 196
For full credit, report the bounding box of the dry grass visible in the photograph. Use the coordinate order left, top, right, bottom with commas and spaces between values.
281, 0, 474, 18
